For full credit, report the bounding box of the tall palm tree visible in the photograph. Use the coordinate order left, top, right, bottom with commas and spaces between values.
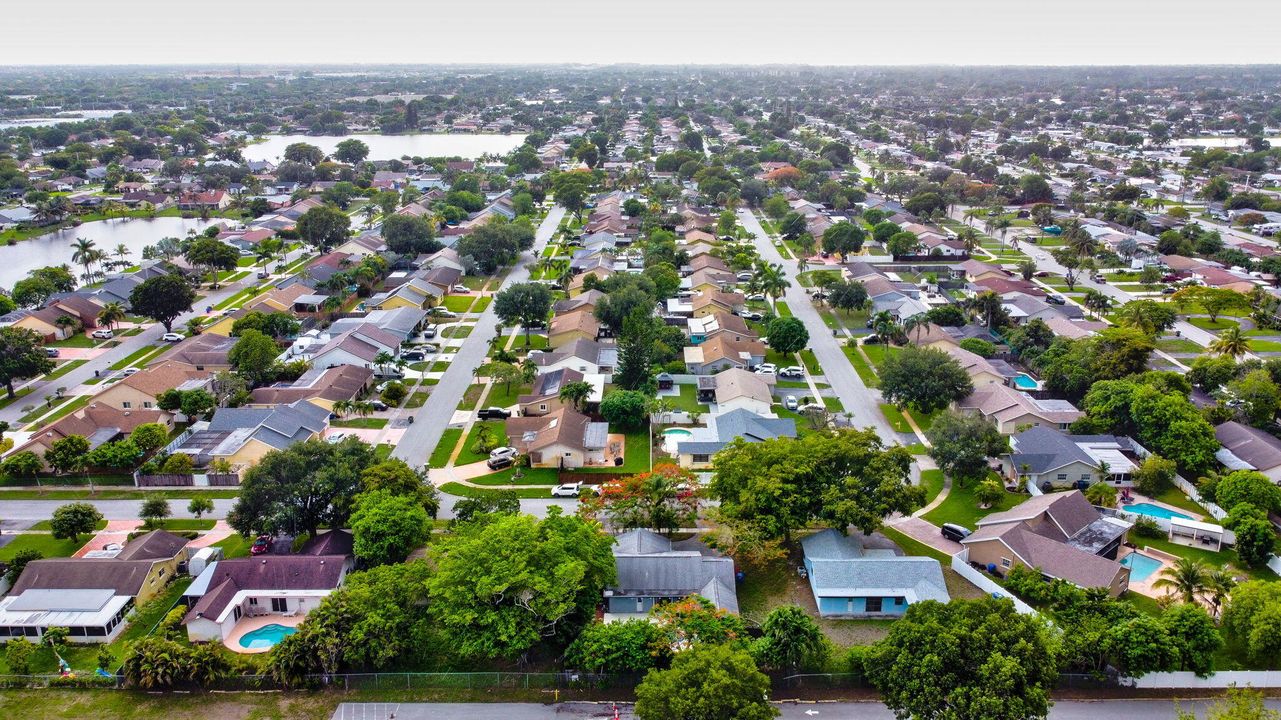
991, 216, 1013, 251
113, 243, 131, 269
373, 350, 395, 375
902, 314, 929, 343
97, 301, 126, 330
1210, 326, 1250, 359
71, 237, 97, 283
1152, 557, 1210, 604
332, 399, 354, 418
870, 311, 897, 341
256, 238, 283, 276
957, 226, 980, 254
1082, 289, 1113, 319
1205, 567, 1237, 619
753, 261, 791, 304
558, 380, 594, 411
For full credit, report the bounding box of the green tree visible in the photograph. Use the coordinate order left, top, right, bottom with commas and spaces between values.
600, 389, 650, 431
566, 619, 665, 673
380, 214, 439, 256
580, 464, 699, 535
926, 410, 1009, 486
711, 429, 920, 541
3, 548, 42, 585
228, 438, 377, 538
5, 638, 36, 676
50, 501, 103, 542
129, 273, 196, 332
1210, 326, 1251, 359
361, 458, 440, 516
1131, 454, 1177, 496
1227, 369, 1281, 426
765, 316, 808, 356
1153, 557, 1211, 604
558, 380, 595, 411
1177, 687, 1281, 720
880, 345, 974, 413
634, 643, 777, 720
866, 598, 1060, 720
129, 423, 170, 454
350, 489, 431, 566
296, 204, 351, 252
1161, 603, 1222, 676
1234, 518, 1277, 568
229, 329, 279, 386
1, 450, 41, 479
333, 138, 369, 164
45, 435, 90, 475
1216, 470, 1281, 513
753, 605, 826, 671
427, 509, 615, 660
0, 327, 54, 398
1104, 615, 1179, 677
140, 495, 171, 527
187, 496, 214, 519
184, 238, 239, 289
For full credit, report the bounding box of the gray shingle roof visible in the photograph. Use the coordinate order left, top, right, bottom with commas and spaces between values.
609, 529, 739, 613
801, 529, 949, 604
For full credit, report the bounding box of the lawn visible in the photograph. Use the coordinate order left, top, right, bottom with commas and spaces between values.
212, 533, 253, 558
577, 429, 651, 474
428, 427, 463, 468
147, 519, 215, 531
906, 407, 939, 431
1249, 339, 1281, 352
468, 467, 562, 486
43, 359, 87, 382
822, 396, 844, 412
442, 294, 480, 313
0, 532, 85, 561
508, 330, 549, 350
331, 417, 389, 429
486, 381, 530, 409
667, 383, 710, 414
50, 334, 99, 348
1151, 485, 1210, 516
923, 476, 1022, 530
860, 342, 901, 370
800, 348, 821, 375
404, 390, 432, 408
440, 482, 552, 499
1186, 317, 1238, 333
919, 468, 946, 505
27, 519, 108, 532
1135, 534, 1275, 582
108, 344, 162, 371
774, 301, 792, 318
443, 323, 474, 339
1155, 338, 1204, 353
843, 345, 880, 388
455, 421, 507, 466
28, 394, 90, 429
457, 383, 484, 411
880, 404, 911, 433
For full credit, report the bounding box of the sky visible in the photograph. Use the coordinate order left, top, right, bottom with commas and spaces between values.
5, 0, 1281, 67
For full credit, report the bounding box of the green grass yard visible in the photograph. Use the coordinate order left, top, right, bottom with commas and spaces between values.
428, 428, 463, 468
0, 532, 85, 561
455, 421, 507, 466
923, 476, 1021, 530
667, 383, 710, 413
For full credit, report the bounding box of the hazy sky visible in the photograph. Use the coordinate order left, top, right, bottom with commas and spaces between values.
6, 0, 1281, 66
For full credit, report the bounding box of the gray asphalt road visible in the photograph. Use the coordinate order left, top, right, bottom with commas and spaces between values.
737, 208, 896, 440
332, 699, 1281, 720
393, 205, 566, 468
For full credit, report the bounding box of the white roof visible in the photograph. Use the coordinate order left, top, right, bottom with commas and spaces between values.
0, 589, 131, 628
1170, 517, 1224, 534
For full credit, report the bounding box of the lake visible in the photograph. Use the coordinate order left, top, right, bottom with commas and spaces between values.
1171, 136, 1281, 148
0, 110, 130, 130
0, 216, 218, 290
241, 133, 527, 162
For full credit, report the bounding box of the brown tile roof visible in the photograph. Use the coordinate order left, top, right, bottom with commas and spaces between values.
249, 365, 373, 405
116, 360, 211, 398
114, 530, 189, 561
550, 309, 600, 338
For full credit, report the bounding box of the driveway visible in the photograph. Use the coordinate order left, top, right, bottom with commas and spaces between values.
886, 515, 962, 556
737, 209, 896, 439
393, 205, 566, 468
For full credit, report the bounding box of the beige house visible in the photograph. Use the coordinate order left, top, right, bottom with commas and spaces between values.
684, 333, 767, 375
504, 406, 610, 469
548, 309, 600, 349
13, 402, 171, 464
93, 360, 213, 413
692, 290, 746, 318
708, 368, 775, 415
956, 383, 1083, 434
940, 344, 1009, 387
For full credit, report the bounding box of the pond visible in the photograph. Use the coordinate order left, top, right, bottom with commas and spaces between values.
0, 216, 218, 290
241, 133, 527, 163
0, 110, 130, 130
1170, 136, 1281, 148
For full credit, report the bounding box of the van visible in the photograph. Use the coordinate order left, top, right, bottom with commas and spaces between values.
373, 369, 405, 380
940, 523, 971, 542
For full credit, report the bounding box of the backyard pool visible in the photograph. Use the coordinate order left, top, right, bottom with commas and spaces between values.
1124, 502, 1191, 521
662, 427, 693, 454
1013, 373, 1039, 390
1121, 552, 1164, 582
238, 623, 297, 650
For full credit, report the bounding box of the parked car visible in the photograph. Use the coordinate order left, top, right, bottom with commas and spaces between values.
326, 432, 347, 444
161, 332, 184, 342
486, 455, 514, 471
736, 271, 753, 281
1091, 274, 1107, 283
44, 347, 58, 358
431, 308, 458, 318
1162, 287, 1177, 295
1033, 271, 1052, 278
1045, 294, 1066, 305
477, 407, 511, 420
373, 369, 405, 380
941, 523, 971, 542
369, 400, 389, 411
452, 284, 470, 293
746, 293, 766, 301
551, 482, 584, 498
122, 367, 140, 376
1161, 274, 1182, 283
423, 327, 437, 339
91, 329, 114, 339
754, 363, 778, 375
257, 270, 269, 279
489, 446, 518, 460
738, 311, 763, 321
779, 366, 804, 378
401, 350, 426, 361
784, 396, 799, 411
250, 535, 271, 555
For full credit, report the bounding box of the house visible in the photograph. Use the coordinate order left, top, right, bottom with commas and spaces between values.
12, 402, 171, 464
683, 332, 766, 375
691, 290, 745, 318
0, 531, 190, 643
553, 289, 606, 316
173, 400, 330, 470
686, 268, 737, 294
178, 190, 230, 210
517, 368, 603, 417
960, 491, 1132, 596
675, 409, 796, 469
504, 406, 610, 469
368, 276, 443, 311
183, 554, 351, 645
548, 309, 600, 349
328, 307, 426, 344
160, 333, 237, 371
532, 338, 618, 375
568, 266, 613, 295
941, 344, 1013, 387
687, 311, 756, 345
954, 259, 1008, 283
707, 367, 775, 415
1215, 421, 1281, 482
248, 365, 373, 411
1004, 426, 1145, 490
307, 324, 401, 370
602, 529, 738, 617
957, 383, 1084, 434
93, 360, 213, 413
800, 529, 949, 618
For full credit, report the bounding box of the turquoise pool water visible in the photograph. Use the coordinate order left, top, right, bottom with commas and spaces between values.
1121, 552, 1163, 582
1125, 502, 1191, 520
239, 623, 296, 649
1013, 373, 1038, 390
662, 427, 693, 453
662, 428, 693, 438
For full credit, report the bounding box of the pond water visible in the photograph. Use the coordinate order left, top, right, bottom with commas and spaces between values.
0, 216, 218, 290
1170, 136, 1281, 148
0, 110, 130, 130
241, 133, 527, 163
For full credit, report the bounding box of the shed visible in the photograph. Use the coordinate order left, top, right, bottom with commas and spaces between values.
1169, 517, 1224, 552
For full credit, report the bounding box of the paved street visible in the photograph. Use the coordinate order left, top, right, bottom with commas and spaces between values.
333, 698, 1281, 720
392, 205, 565, 469
738, 208, 896, 440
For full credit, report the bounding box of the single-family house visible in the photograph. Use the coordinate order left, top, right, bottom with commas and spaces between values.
1215, 421, 1281, 482
675, 409, 796, 469
248, 365, 373, 411
160, 333, 237, 371
307, 324, 401, 370
93, 360, 213, 413
12, 402, 171, 464
548, 309, 600, 349
683, 332, 766, 375
603, 529, 738, 617
708, 367, 775, 415
172, 400, 330, 470
957, 383, 1083, 434
687, 311, 756, 345
517, 368, 604, 416
801, 529, 949, 618
504, 406, 610, 469
691, 290, 745, 318
532, 338, 618, 375
1003, 426, 1144, 490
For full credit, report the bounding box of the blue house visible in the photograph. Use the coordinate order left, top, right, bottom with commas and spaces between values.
800, 529, 949, 618
604, 529, 738, 617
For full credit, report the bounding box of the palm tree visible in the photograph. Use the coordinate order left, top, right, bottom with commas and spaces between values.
97, 301, 126, 330
1210, 327, 1250, 358
53, 314, 80, 339
113, 243, 131, 269
558, 380, 594, 411
1082, 289, 1113, 319
332, 399, 354, 418
902, 314, 929, 343
753, 261, 791, 304
361, 204, 378, 228
71, 237, 97, 283
991, 216, 1013, 251
256, 238, 283, 276
957, 226, 980, 254
870, 311, 897, 341
1152, 557, 1210, 604
373, 350, 395, 375
1205, 567, 1237, 619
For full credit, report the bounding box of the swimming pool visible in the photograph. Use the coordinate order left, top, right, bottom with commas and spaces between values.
1121, 552, 1164, 582
1013, 373, 1039, 390
238, 623, 297, 650
1124, 502, 1191, 520
662, 428, 693, 454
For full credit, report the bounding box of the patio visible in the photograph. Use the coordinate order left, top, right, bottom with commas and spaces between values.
1122, 546, 1179, 599
222, 613, 305, 654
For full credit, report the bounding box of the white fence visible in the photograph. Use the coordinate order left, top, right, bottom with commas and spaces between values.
1130, 670, 1281, 689
949, 552, 1038, 616
1172, 475, 1228, 521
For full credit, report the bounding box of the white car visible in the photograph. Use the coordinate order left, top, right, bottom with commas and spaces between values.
452, 284, 470, 293
431, 308, 458, 318
326, 433, 347, 444
161, 332, 184, 342
121, 367, 140, 376
489, 446, 518, 460
746, 293, 766, 301
736, 271, 753, 281
784, 396, 799, 411
91, 329, 114, 339
551, 483, 584, 498
754, 363, 778, 375
779, 366, 805, 378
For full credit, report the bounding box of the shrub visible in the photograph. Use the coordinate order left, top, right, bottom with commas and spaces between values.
1132, 517, 1164, 539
